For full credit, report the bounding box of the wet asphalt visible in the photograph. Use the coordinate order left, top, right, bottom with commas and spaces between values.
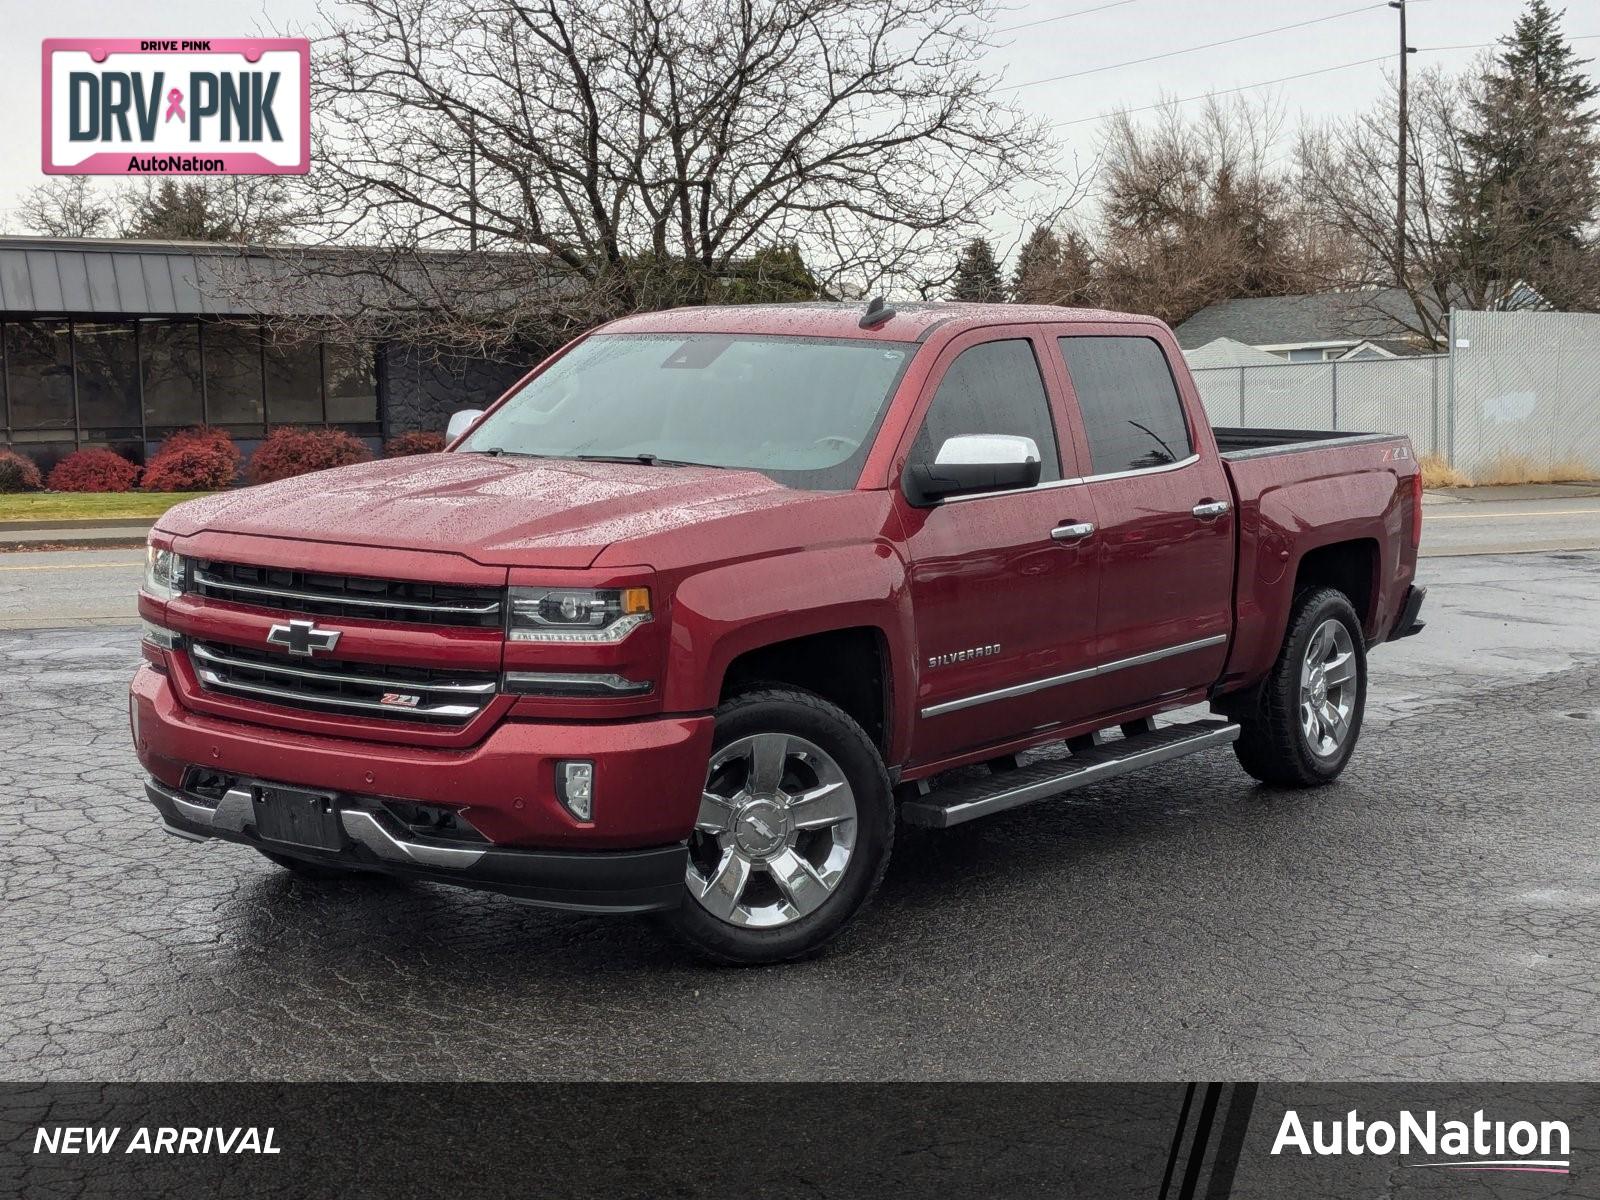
1, 552, 1596, 1081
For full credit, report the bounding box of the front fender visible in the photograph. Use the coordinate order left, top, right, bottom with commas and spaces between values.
662, 542, 916, 761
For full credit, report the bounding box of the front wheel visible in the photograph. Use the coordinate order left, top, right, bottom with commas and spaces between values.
1231, 587, 1367, 787
664, 687, 894, 965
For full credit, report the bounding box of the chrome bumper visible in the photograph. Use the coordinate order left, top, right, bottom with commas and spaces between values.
142, 777, 688, 914
147, 780, 486, 869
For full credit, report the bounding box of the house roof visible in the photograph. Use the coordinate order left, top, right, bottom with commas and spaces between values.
1182, 337, 1286, 369
0, 236, 573, 319
0, 236, 294, 317
1173, 288, 1432, 351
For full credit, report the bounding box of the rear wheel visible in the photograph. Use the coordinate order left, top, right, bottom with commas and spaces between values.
665, 687, 894, 964
1231, 587, 1367, 787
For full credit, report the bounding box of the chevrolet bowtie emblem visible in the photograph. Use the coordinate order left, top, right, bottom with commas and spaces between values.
266, 618, 342, 658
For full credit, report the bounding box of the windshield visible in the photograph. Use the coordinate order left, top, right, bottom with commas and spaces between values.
460, 333, 916, 491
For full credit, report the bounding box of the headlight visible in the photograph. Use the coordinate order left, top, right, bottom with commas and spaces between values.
507, 587, 651, 643
143, 543, 189, 599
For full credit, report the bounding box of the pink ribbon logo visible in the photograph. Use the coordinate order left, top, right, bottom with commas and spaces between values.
164, 88, 185, 123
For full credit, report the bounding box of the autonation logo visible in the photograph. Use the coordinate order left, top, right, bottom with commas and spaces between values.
1272, 1108, 1571, 1176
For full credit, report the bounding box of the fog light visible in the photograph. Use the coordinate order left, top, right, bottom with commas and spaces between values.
556, 760, 594, 821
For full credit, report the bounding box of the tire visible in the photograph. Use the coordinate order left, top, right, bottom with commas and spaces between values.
664, 687, 894, 965
255, 847, 372, 881
1231, 587, 1367, 787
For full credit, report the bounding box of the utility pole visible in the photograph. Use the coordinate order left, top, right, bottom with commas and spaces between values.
468, 111, 479, 252
1388, 1, 1417, 281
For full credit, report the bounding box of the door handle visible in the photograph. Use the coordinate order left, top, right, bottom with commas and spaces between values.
1050, 522, 1096, 543
1192, 500, 1231, 520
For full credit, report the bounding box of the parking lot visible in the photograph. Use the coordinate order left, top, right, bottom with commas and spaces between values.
1, 548, 1597, 1082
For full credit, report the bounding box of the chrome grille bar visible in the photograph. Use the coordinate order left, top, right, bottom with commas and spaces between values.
190, 643, 497, 695
192, 567, 502, 618
190, 639, 496, 725
194, 669, 484, 721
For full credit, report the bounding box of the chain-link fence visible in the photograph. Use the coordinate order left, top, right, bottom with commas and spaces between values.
1188, 309, 1600, 479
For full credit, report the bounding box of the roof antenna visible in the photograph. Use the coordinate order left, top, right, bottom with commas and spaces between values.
858, 295, 896, 329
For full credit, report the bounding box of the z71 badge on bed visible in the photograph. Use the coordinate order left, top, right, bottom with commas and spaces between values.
43, 38, 310, 175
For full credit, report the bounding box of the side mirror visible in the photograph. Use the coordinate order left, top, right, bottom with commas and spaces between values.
446, 409, 485, 443
904, 434, 1042, 505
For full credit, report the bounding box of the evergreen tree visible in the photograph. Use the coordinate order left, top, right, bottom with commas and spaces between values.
1010, 225, 1062, 301
950, 237, 1005, 301
1451, 0, 1600, 307
125, 178, 296, 243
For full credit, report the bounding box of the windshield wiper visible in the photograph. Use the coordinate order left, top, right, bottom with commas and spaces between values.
569, 452, 713, 468
469, 447, 549, 459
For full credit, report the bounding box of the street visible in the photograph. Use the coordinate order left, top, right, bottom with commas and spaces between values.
0, 521, 1596, 1080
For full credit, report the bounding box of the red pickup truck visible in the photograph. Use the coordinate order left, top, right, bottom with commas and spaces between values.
132, 301, 1425, 963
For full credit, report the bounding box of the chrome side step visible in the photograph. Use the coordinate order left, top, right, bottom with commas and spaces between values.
899, 719, 1240, 829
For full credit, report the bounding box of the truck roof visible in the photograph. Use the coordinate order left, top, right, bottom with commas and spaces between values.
602, 301, 1167, 342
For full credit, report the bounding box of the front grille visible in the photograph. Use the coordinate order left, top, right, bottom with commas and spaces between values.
191, 560, 503, 628
190, 640, 498, 725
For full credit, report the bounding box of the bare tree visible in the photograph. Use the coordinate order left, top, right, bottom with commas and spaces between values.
277, 0, 1058, 350
1091, 96, 1344, 326
13, 178, 118, 238
1298, 68, 1482, 348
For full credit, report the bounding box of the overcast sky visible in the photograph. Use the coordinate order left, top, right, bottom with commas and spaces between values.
4, 0, 1596, 249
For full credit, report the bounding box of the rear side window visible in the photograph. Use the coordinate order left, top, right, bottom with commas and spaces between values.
911, 339, 1061, 482
1057, 337, 1193, 475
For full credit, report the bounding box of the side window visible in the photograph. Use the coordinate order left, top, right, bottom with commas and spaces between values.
911, 339, 1061, 482
1058, 336, 1193, 475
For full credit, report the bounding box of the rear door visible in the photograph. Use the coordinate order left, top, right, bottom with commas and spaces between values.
1049, 329, 1234, 715
896, 327, 1101, 764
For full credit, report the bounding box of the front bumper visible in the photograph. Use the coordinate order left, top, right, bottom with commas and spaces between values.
131, 663, 714, 911
1387, 584, 1427, 641
145, 779, 686, 913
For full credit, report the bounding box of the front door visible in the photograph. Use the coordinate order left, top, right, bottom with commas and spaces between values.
896, 330, 1102, 765
1050, 330, 1234, 716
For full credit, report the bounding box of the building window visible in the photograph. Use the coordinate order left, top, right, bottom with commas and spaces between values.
74, 321, 140, 439
203, 323, 264, 434
265, 336, 325, 425
6, 321, 74, 434
324, 343, 379, 426
141, 320, 204, 431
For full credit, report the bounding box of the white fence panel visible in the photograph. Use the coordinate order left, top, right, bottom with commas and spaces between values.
1189, 311, 1600, 478
1451, 310, 1600, 478
1190, 356, 1444, 456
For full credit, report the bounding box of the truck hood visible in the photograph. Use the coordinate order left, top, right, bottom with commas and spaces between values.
157, 452, 822, 568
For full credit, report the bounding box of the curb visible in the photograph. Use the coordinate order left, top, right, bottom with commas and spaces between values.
0, 516, 157, 533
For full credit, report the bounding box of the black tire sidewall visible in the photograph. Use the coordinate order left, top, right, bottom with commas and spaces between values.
1278, 589, 1368, 781
664, 687, 893, 965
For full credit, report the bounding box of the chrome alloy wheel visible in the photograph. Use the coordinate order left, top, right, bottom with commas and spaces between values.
686, 733, 858, 929
1300, 618, 1357, 757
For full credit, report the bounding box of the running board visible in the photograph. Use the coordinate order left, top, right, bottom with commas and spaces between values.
899, 719, 1240, 829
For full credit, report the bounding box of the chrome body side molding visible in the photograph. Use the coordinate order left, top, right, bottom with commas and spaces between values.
920, 633, 1228, 719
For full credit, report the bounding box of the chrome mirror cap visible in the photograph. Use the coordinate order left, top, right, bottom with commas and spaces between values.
446, 409, 485, 443
905, 433, 1043, 505
934, 433, 1040, 467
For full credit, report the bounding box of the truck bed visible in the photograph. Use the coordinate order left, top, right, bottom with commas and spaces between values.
1212, 426, 1402, 460
1214, 425, 1419, 692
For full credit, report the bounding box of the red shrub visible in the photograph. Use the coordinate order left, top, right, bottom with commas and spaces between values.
0, 448, 44, 493
46, 448, 140, 493
141, 426, 242, 492
248, 426, 373, 485
384, 430, 446, 458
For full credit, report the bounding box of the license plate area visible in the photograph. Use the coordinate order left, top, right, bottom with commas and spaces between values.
252, 785, 345, 852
